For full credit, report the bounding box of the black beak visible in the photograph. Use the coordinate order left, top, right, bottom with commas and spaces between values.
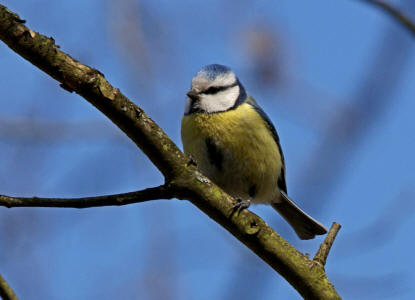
186, 90, 199, 101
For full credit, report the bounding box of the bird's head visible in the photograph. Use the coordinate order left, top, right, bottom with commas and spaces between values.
184, 64, 246, 114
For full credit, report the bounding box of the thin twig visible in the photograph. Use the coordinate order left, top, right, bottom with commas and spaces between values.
362, 0, 415, 37
313, 222, 342, 266
0, 274, 18, 300
0, 185, 174, 208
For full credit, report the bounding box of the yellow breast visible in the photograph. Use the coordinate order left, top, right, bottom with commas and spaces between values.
181, 103, 282, 203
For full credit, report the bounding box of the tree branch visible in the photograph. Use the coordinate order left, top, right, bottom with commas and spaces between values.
361, 0, 415, 37
0, 274, 18, 300
0, 5, 341, 299
0, 185, 174, 208
313, 222, 342, 266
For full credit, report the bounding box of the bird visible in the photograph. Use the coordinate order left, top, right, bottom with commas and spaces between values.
181, 64, 327, 240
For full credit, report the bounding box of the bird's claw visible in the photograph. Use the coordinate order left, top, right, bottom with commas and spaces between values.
187, 155, 197, 167
231, 198, 251, 216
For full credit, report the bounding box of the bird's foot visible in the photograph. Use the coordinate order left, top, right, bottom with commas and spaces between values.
231, 198, 251, 216
186, 155, 197, 167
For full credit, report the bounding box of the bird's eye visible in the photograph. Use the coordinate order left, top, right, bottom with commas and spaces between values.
203, 86, 222, 94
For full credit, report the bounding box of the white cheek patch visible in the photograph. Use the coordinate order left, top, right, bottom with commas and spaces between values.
198, 85, 240, 113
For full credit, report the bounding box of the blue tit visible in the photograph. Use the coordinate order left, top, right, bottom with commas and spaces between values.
181, 64, 327, 240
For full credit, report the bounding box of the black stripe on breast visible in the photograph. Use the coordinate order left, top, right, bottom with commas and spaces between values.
205, 138, 223, 171
249, 185, 257, 198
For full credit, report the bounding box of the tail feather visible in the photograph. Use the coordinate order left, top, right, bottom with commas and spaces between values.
272, 191, 327, 240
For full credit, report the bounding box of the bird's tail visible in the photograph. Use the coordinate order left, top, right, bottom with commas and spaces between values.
271, 191, 328, 240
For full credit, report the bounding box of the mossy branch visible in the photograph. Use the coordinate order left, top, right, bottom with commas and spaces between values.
0, 4, 341, 299
0, 274, 18, 300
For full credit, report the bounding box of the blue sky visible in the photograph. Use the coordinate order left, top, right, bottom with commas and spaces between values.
0, 1, 414, 299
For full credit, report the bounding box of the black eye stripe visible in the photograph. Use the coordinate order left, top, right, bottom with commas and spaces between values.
202, 82, 238, 95
204, 86, 223, 94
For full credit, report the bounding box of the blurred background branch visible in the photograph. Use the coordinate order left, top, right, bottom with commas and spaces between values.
362, 0, 415, 36
0, 117, 124, 143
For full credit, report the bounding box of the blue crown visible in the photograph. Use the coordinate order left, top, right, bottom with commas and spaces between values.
198, 64, 232, 80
